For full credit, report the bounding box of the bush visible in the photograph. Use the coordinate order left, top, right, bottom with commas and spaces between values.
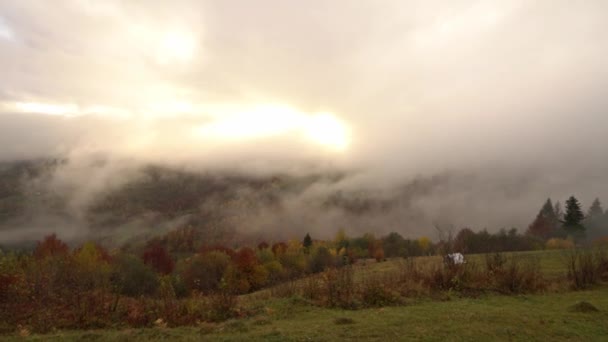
361, 277, 400, 307
486, 253, 545, 294
567, 249, 602, 289
208, 286, 237, 322
546, 238, 575, 250
323, 266, 356, 308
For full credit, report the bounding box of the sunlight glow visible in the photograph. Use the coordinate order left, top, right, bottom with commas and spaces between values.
304, 113, 350, 151
12, 102, 79, 116
195, 104, 351, 152
155, 31, 196, 65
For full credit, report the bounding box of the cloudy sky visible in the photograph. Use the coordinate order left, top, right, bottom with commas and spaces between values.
1, 1, 608, 234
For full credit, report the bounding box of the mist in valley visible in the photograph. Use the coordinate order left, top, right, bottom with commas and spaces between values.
1, 1, 608, 246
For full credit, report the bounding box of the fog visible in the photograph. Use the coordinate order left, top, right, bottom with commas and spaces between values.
1, 1, 608, 243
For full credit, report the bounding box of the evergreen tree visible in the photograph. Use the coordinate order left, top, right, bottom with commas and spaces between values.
554, 201, 563, 221
563, 196, 585, 238
585, 198, 605, 240
587, 198, 603, 218
526, 198, 558, 239
540, 198, 556, 218
303, 233, 313, 254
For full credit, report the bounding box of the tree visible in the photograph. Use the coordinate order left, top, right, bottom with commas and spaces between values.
563, 196, 585, 238
111, 254, 159, 297
34, 234, 69, 259
587, 198, 603, 218
418, 237, 431, 254
526, 198, 559, 239
182, 251, 230, 293
554, 201, 563, 220
142, 243, 174, 275
382, 232, 405, 257
303, 233, 313, 254
585, 198, 605, 240
334, 229, 349, 250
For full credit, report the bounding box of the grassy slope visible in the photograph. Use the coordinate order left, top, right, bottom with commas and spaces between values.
8, 249, 608, 341
12, 288, 608, 341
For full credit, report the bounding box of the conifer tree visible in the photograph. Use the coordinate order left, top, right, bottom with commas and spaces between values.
303, 233, 312, 254
526, 198, 558, 239
587, 198, 603, 218
563, 196, 585, 238
585, 198, 605, 240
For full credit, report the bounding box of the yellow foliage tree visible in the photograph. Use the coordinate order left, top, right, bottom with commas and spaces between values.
418, 237, 431, 253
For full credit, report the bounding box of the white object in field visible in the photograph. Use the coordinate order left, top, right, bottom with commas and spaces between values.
445, 253, 465, 265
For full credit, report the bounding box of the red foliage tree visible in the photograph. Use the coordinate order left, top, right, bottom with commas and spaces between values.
257, 241, 269, 250
34, 233, 69, 259
235, 247, 258, 272
142, 243, 174, 275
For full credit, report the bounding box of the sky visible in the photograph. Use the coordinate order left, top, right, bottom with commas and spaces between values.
1, 1, 608, 238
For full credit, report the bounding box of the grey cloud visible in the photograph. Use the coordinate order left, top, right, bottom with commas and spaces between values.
1, 1, 608, 242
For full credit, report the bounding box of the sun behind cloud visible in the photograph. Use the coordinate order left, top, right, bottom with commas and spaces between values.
154, 30, 197, 65
194, 104, 351, 152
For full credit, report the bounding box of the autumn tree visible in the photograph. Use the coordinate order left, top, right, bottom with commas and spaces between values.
310, 246, 335, 273
418, 237, 431, 254
142, 243, 174, 275
183, 251, 230, 293
271, 242, 288, 256
34, 234, 69, 259
334, 228, 349, 250
526, 198, 559, 239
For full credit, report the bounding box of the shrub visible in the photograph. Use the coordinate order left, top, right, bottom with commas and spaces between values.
494, 258, 544, 294
567, 249, 600, 289
324, 266, 356, 308
546, 238, 575, 250
485, 253, 545, 293
208, 281, 237, 322
361, 277, 400, 307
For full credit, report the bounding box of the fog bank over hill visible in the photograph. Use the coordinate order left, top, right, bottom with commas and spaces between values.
1, 1, 608, 243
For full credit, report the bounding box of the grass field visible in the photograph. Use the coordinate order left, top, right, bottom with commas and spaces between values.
6, 249, 608, 341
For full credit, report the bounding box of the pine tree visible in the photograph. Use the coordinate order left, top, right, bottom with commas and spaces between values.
585, 198, 605, 240
526, 198, 558, 239
303, 233, 312, 254
540, 198, 556, 218
554, 201, 563, 221
587, 198, 603, 218
563, 196, 585, 238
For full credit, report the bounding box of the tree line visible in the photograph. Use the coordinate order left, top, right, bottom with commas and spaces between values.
526, 196, 608, 244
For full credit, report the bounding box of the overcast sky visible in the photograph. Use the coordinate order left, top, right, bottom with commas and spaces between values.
1, 1, 608, 235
